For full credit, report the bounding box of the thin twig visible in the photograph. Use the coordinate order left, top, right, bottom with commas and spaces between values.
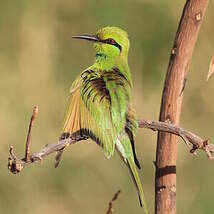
8, 113, 214, 174
139, 120, 214, 159
106, 190, 121, 214
8, 137, 77, 174
25, 106, 38, 162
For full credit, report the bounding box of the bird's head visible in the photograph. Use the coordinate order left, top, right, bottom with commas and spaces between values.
72, 26, 130, 60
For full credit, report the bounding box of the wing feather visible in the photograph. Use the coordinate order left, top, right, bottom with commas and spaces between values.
62, 84, 81, 134
61, 67, 131, 158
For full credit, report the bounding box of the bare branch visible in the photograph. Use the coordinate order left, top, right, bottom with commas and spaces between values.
138, 120, 214, 159
106, 190, 121, 214
8, 137, 77, 174
8, 112, 214, 174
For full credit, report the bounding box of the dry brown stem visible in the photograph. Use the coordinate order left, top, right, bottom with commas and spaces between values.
25, 106, 38, 162
7, 109, 214, 174
106, 190, 121, 214
155, 1, 209, 213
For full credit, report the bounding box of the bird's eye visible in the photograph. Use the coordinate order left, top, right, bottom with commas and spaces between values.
101, 38, 121, 51
107, 38, 116, 44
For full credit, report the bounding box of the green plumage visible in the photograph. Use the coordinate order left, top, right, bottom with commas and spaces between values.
56, 26, 148, 213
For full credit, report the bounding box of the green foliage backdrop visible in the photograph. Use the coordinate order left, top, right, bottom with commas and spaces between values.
0, 0, 214, 213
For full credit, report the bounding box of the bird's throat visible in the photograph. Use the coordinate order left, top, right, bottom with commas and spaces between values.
95, 52, 117, 70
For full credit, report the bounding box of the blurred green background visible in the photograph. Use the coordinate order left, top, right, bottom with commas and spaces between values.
0, 0, 214, 213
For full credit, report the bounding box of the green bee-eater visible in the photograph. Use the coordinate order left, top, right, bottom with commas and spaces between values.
55, 26, 148, 213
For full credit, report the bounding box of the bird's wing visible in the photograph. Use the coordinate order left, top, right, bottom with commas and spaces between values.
62, 77, 82, 135
80, 68, 120, 158
62, 67, 131, 158
55, 78, 82, 168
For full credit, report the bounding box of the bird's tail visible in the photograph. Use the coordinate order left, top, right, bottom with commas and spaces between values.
127, 156, 148, 214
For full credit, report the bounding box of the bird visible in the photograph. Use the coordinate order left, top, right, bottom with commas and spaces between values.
55, 26, 148, 213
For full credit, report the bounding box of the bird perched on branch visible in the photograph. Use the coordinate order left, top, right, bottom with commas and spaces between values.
55, 26, 148, 213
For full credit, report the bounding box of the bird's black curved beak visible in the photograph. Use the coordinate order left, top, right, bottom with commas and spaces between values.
72, 35, 99, 42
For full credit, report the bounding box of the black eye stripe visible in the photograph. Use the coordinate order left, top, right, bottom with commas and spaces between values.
113, 43, 122, 51
101, 38, 122, 51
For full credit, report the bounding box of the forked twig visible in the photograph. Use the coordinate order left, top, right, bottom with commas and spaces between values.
106, 190, 121, 214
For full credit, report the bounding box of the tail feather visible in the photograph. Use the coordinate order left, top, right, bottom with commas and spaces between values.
127, 157, 148, 214
115, 138, 148, 213
125, 127, 141, 169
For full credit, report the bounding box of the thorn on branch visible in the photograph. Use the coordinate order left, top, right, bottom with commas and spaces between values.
106, 190, 121, 214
